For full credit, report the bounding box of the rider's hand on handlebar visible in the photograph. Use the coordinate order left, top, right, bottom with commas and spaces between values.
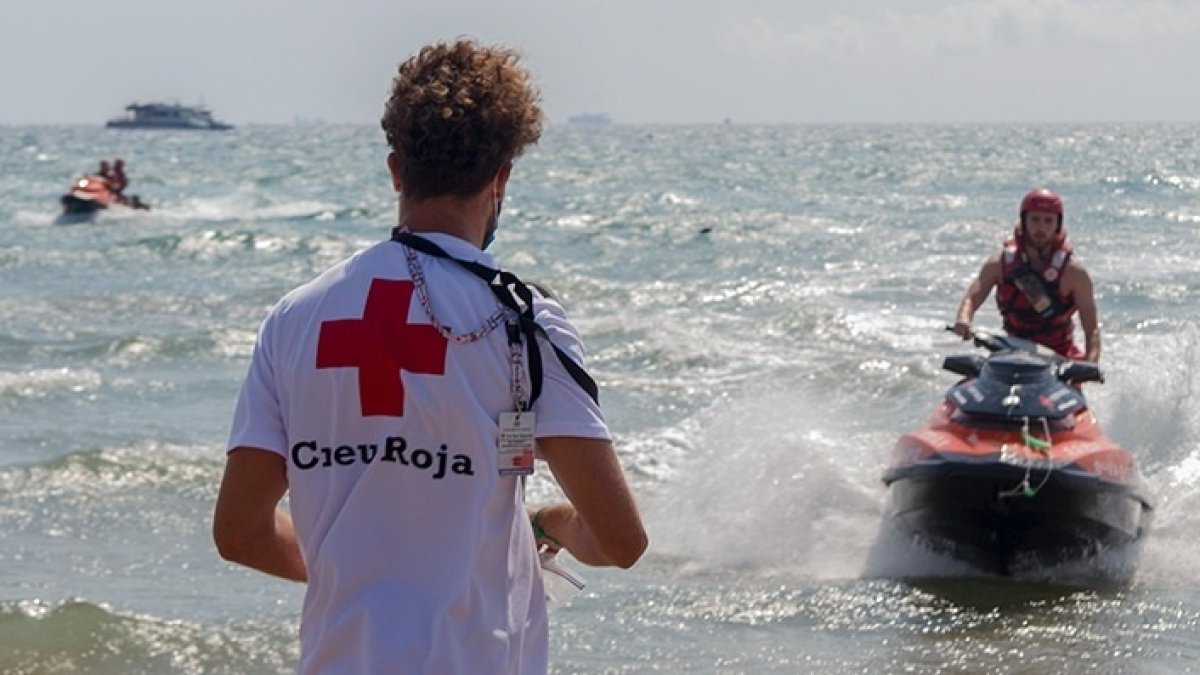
951, 321, 972, 340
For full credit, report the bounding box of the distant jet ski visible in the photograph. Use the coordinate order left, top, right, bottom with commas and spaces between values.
58, 174, 149, 223
882, 330, 1152, 576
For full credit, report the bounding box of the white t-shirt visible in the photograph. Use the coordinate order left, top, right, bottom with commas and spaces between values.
228, 232, 609, 675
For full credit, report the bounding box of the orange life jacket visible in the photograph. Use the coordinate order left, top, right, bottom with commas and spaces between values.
995, 225, 1080, 358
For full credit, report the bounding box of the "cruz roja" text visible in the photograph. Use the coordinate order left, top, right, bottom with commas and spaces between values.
290, 436, 475, 480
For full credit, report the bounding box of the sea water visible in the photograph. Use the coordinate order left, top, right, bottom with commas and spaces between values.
2, 123, 1199, 673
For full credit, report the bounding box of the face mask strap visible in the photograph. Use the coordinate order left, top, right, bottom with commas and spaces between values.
483, 185, 503, 250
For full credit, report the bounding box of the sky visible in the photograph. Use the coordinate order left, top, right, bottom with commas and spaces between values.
2, 0, 1198, 125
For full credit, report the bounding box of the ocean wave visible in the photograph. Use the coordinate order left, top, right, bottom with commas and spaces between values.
117, 228, 363, 263
0, 367, 102, 403
9, 210, 58, 227
8, 192, 373, 233
97, 330, 257, 364
0, 442, 219, 503
158, 196, 359, 225
0, 599, 296, 675
0, 325, 257, 367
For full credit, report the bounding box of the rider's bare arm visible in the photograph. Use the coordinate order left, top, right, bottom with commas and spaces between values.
953, 253, 1002, 339
1064, 260, 1101, 363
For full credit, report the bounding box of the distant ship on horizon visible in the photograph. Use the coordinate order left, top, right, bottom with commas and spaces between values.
106, 101, 233, 130
566, 112, 611, 126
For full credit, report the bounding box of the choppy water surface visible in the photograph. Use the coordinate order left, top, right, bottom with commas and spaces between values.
2, 123, 1199, 673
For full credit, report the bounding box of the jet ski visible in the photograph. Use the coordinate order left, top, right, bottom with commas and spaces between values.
882, 330, 1152, 575
60, 174, 117, 216
58, 175, 150, 223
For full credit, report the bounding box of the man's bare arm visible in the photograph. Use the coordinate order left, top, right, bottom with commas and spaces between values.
213, 447, 307, 582
953, 254, 1002, 338
1068, 262, 1101, 362
533, 437, 647, 568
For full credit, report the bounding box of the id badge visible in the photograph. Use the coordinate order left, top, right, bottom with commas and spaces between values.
498, 411, 536, 475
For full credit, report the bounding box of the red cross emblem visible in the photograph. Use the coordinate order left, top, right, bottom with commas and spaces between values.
316, 278, 448, 417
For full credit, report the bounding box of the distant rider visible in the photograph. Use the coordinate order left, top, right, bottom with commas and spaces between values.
110, 158, 128, 196
83, 158, 148, 209
952, 188, 1100, 362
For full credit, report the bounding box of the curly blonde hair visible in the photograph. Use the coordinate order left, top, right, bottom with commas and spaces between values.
381, 39, 543, 200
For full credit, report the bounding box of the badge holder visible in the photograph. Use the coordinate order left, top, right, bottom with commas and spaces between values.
498, 411, 535, 475
1012, 268, 1053, 315
497, 318, 587, 608
498, 319, 536, 476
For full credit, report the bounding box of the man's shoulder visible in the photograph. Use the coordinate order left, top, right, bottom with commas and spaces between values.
979, 250, 1004, 279
1062, 253, 1090, 276
270, 246, 384, 316
1057, 255, 1093, 295
532, 293, 578, 339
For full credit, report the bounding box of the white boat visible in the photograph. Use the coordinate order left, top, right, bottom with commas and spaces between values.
106, 102, 233, 130
567, 113, 611, 126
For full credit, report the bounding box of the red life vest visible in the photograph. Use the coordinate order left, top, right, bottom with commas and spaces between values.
995, 225, 1080, 358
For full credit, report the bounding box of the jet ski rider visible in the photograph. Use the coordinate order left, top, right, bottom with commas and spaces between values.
110, 158, 128, 197
952, 188, 1100, 363
86, 157, 148, 210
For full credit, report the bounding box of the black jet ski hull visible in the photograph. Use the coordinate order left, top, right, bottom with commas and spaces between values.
884, 458, 1152, 575
60, 193, 106, 215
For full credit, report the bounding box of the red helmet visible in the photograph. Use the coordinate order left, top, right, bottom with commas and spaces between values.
1020, 188, 1063, 226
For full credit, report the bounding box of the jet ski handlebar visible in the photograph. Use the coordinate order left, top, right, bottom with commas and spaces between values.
942, 326, 1105, 384
1058, 360, 1105, 384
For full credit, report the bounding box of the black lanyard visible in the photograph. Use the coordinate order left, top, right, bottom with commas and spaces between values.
391, 228, 599, 408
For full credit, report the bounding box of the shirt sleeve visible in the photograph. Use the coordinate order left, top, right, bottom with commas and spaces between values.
227, 311, 288, 456
530, 298, 611, 442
